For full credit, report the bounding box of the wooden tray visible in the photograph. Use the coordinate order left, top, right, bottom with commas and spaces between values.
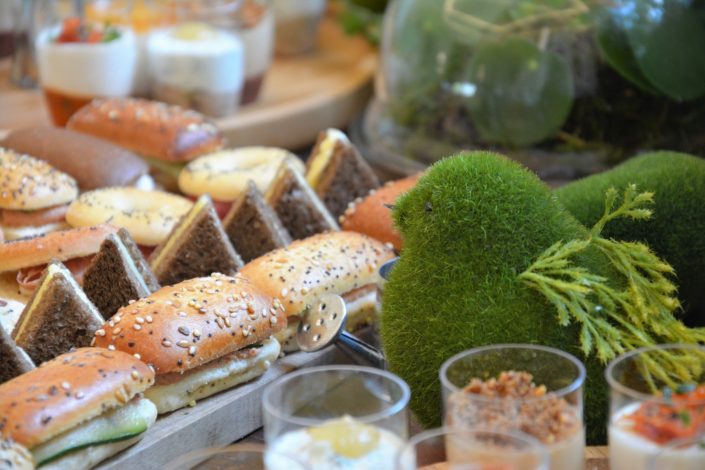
0, 15, 376, 149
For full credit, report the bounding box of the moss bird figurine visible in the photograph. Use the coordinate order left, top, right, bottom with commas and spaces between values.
381, 151, 705, 444
556, 151, 705, 323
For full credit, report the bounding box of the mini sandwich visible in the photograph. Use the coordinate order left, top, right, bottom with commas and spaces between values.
0, 327, 34, 384
0, 224, 118, 295
0, 148, 78, 241
67, 98, 224, 190
305, 129, 380, 219
0, 439, 34, 470
0, 348, 156, 470
265, 161, 339, 240
149, 195, 244, 286
93, 273, 287, 414
239, 231, 395, 351
1, 127, 152, 191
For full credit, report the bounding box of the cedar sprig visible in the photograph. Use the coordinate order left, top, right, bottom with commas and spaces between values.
520, 184, 705, 389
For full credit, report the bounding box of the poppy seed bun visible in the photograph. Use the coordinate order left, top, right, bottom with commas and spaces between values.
0, 224, 118, 273
0, 439, 34, 470
1, 128, 149, 190
0, 347, 154, 449
340, 175, 421, 251
239, 231, 395, 323
66, 98, 224, 162
0, 148, 78, 211
92, 273, 287, 375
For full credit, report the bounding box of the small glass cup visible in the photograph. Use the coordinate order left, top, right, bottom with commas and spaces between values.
163, 443, 311, 470
396, 427, 550, 470
262, 365, 411, 469
440, 344, 586, 470
606, 343, 705, 470
272, 0, 326, 56
648, 435, 705, 470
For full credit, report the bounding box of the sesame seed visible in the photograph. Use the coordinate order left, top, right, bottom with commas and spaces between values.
133, 324, 142, 331
108, 345, 116, 351
270, 317, 278, 325
178, 311, 187, 317
131, 371, 140, 380
133, 353, 141, 360
189, 346, 197, 356
281, 288, 288, 296
95, 329, 106, 337
178, 326, 190, 336
75, 391, 84, 399
145, 316, 154, 323
193, 330, 201, 338
61, 382, 71, 390
135, 317, 145, 324
162, 339, 172, 347
177, 340, 190, 348
113, 327, 122, 335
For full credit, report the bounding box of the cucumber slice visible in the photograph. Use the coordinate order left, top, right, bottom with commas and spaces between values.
34, 398, 157, 467
141, 156, 186, 181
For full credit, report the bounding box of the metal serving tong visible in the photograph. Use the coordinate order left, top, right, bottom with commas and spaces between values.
296, 257, 399, 369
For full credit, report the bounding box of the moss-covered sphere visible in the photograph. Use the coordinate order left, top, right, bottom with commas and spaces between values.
555, 151, 705, 322
381, 152, 620, 444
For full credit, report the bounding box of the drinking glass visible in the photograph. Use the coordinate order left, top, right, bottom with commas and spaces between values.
396, 427, 549, 470
262, 365, 410, 469
164, 443, 310, 470
648, 435, 705, 470
606, 343, 705, 470
440, 344, 586, 470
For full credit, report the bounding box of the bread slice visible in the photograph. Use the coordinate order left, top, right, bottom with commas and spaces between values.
0, 326, 34, 384
116, 228, 160, 292
265, 161, 339, 240
222, 181, 292, 263
149, 195, 244, 286
82, 233, 152, 320
12, 262, 103, 365
306, 129, 380, 219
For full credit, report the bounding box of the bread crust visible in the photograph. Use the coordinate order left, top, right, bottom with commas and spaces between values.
1, 128, 148, 190
0, 347, 154, 449
0, 224, 118, 273
341, 175, 421, 251
92, 273, 287, 375
66, 98, 224, 162
239, 231, 395, 321
0, 148, 77, 211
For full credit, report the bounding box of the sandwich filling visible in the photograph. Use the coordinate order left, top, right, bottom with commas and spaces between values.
306, 129, 347, 189
147, 337, 280, 413
31, 396, 157, 467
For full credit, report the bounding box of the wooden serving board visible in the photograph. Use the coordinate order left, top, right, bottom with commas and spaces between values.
0, 15, 376, 149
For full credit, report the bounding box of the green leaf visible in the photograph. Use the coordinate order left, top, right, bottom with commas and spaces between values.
622, 0, 705, 101
467, 38, 574, 147
595, 12, 660, 94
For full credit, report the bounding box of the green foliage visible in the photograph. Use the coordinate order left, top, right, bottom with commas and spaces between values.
337, 0, 385, 45
382, 151, 616, 443
521, 184, 705, 389
467, 38, 574, 146
555, 151, 705, 320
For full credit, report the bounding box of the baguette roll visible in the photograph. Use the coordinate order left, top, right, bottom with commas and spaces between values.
66, 98, 224, 163
239, 231, 395, 350
1, 128, 149, 190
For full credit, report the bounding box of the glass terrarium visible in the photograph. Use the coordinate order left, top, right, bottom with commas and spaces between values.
359, 0, 705, 179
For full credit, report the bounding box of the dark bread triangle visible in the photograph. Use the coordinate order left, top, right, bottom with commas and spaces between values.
12, 262, 104, 365
0, 326, 34, 384
307, 129, 380, 219
222, 181, 292, 263
265, 162, 339, 240
83, 233, 153, 320
149, 194, 244, 286
116, 228, 160, 292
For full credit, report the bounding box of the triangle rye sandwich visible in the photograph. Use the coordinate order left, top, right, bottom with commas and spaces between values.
93, 272, 287, 414
0, 348, 157, 470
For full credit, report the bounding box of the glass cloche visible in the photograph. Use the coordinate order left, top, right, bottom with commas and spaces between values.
357, 0, 705, 179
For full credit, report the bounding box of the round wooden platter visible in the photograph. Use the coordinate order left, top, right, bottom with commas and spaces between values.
0, 15, 376, 148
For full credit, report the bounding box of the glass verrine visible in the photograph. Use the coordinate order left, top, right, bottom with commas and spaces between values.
396, 427, 549, 470
606, 343, 705, 470
262, 365, 410, 470
440, 344, 585, 470
648, 435, 705, 470
163, 443, 311, 470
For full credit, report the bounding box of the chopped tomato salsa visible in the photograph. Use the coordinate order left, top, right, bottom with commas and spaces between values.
54, 17, 119, 44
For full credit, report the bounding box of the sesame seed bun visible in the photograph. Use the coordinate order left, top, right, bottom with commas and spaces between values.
239, 231, 395, 322
92, 273, 287, 376
66, 188, 193, 247
66, 98, 224, 163
0, 224, 119, 273
340, 175, 421, 252
0, 148, 78, 211
0, 439, 34, 470
0, 347, 154, 449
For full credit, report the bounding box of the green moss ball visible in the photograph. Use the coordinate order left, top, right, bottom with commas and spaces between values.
555, 151, 705, 321
381, 152, 622, 444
